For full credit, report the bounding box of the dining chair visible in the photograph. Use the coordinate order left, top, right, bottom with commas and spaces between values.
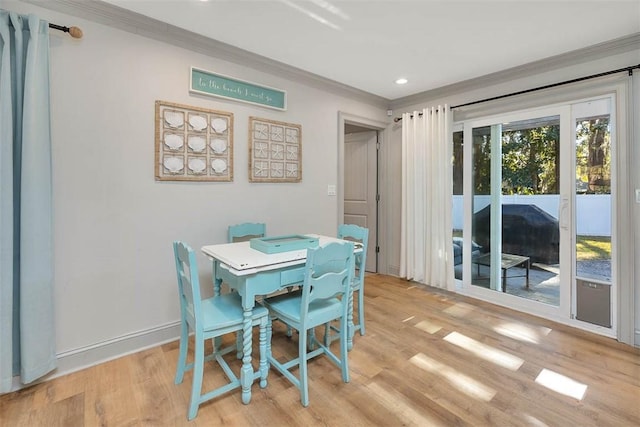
335, 224, 369, 342
173, 241, 269, 420
228, 222, 266, 243
263, 241, 355, 407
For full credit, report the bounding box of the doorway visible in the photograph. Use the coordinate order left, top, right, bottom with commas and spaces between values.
344, 130, 377, 272
338, 112, 388, 273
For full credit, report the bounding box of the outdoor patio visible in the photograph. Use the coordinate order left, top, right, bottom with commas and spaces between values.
455, 260, 611, 306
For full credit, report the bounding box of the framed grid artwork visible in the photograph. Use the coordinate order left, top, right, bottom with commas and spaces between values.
249, 117, 301, 182
155, 100, 233, 181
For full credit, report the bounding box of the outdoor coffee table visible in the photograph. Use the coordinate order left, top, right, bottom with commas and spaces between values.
473, 253, 530, 292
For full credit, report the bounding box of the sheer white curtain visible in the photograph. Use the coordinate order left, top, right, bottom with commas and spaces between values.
1, 10, 56, 392
400, 106, 454, 290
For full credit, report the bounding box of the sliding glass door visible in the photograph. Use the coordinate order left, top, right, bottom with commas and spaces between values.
455, 98, 616, 329
461, 107, 569, 315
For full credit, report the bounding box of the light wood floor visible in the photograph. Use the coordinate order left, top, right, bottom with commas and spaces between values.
2, 274, 639, 426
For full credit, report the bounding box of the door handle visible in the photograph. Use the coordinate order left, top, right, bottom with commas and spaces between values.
560, 197, 569, 230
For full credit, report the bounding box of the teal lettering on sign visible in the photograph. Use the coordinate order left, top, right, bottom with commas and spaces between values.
190, 67, 287, 111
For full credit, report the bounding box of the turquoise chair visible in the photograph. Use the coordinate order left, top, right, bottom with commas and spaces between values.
337, 224, 369, 340
263, 241, 355, 407
173, 241, 269, 420
228, 222, 266, 243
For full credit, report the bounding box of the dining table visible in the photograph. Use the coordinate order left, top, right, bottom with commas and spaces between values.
201, 234, 361, 404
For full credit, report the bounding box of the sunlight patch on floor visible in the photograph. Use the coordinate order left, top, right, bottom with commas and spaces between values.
443, 302, 475, 318
410, 353, 496, 402
366, 381, 447, 427
402, 315, 415, 323
493, 322, 552, 344
521, 413, 551, 426
443, 332, 524, 371
535, 368, 587, 400
414, 320, 442, 334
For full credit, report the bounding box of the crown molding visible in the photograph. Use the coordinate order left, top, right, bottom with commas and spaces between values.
22, 0, 389, 108
390, 32, 640, 110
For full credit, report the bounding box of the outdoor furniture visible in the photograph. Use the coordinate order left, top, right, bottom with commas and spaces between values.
473, 204, 559, 264
453, 237, 482, 266
472, 252, 530, 292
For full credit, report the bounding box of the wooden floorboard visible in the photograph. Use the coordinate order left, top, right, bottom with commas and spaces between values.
1, 274, 639, 426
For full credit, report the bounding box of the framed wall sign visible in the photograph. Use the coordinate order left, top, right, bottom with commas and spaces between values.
249, 117, 302, 183
190, 67, 287, 111
155, 100, 233, 181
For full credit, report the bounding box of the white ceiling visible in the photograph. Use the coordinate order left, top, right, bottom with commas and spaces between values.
103, 0, 640, 100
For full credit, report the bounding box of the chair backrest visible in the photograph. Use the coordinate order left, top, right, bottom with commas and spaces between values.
173, 241, 202, 327
337, 224, 369, 285
228, 222, 266, 243
300, 241, 355, 321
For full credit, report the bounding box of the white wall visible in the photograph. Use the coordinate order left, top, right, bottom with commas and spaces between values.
8, 0, 388, 376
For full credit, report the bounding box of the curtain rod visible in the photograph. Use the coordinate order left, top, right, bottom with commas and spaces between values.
48, 23, 83, 39
393, 63, 639, 122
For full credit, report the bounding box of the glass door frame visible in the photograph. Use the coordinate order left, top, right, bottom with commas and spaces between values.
460, 105, 571, 321
570, 96, 617, 334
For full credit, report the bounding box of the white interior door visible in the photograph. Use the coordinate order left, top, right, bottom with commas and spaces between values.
344, 131, 377, 272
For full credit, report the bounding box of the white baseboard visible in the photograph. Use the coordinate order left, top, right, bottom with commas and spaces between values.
388, 265, 400, 277
635, 330, 640, 348
9, 320, 181, 393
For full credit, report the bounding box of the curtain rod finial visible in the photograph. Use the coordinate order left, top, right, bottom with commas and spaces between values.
68, 26, 83, 39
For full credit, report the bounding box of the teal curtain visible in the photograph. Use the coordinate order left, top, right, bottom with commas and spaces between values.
0, 10, 56, 392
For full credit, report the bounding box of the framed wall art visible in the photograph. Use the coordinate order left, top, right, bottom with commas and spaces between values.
155, 100, 233, 181
249, 117, 302, 183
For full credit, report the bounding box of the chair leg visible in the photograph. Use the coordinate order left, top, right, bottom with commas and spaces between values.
357, 287, 365, 336
259, 316, 269, 389
188, 333, 205, 420
299, 328, 310, 407
175, 320, 189, 384
347, 291, 355, 351
339, 318, 350, 384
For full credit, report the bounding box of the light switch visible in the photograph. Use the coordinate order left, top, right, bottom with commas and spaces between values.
327, 185, 336, 196
636, 189, 640, 203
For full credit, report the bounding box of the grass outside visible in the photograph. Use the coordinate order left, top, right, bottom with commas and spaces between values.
576, 235, 611, 261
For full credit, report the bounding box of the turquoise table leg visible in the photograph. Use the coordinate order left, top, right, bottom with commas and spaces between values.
241, 308, 253, 404
213, 264, 223, 351
259, 316, 268, 388
347, 290, 355, 351
213, 261, 222, 296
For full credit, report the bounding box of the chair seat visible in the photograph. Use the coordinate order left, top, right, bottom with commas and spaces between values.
263, 293, 342, 329
201, 293, 268, 331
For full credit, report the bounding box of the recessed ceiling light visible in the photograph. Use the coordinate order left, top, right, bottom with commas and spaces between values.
395, 78, 408, 85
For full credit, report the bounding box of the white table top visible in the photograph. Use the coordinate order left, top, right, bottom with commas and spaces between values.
201, 234, 360, 276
